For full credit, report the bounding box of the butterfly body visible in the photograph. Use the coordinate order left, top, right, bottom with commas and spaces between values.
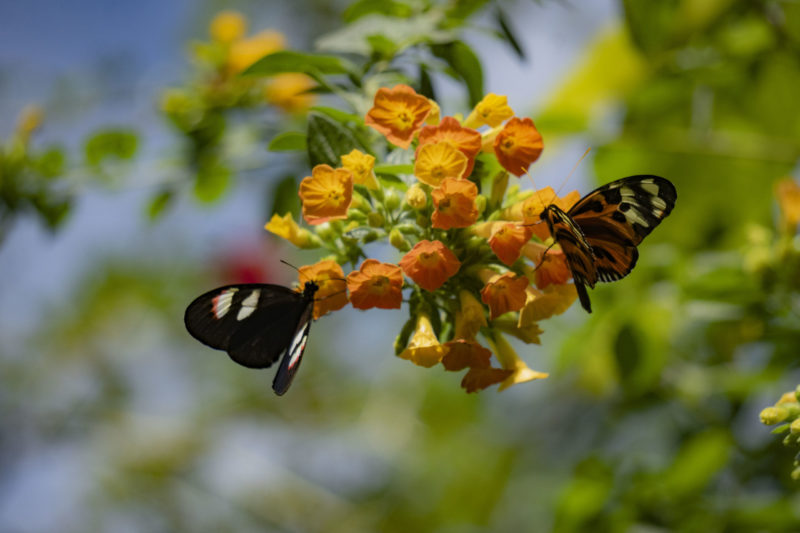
540, 175, 677, 313
184, 280, 319, 395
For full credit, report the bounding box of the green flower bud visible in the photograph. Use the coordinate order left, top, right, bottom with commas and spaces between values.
384, 190, 401, 210
475, 194, 487, 215
416, 214, 430, 229
791, 417, 800, 435
761, 406, 789, 425
367, 211, 385, 227
389, 228, 410, 252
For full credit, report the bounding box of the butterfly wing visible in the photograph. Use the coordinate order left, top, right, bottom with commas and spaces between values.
272, 301, 314, 396
567, 175, 676, 283
542, 204, 597, 312
184, 283, 308, 369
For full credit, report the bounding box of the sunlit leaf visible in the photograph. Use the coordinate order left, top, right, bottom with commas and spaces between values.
243, 50, 356, 76
84, 129, 138, 168
268, 132, 307, 152
306, 111, 365, 167
431, 41, 483, 107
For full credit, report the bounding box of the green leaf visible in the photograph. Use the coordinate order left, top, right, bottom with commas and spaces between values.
374, 164, 414, 174
306, 112, 364, 167
495, 7, 525, 60
342, 0, 413, 22
268, 132, 307, 152
84, 129, 138, 168
431, 41, 484, 107
193, 156, 231, 203
419, 63, 435, 100
394, 316, 417, 356
35, 148, 65, 179
146, 190, 174, 221
366, 34, 397, 57
310, 106, 363, 124
317, 13, 452, 56
32, 195, 71, 231
270, 175, 300, 219
243, 51, 355, 76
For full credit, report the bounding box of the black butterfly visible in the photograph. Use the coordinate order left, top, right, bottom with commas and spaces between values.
184, 281, 319, 395
539, 175, 677, 313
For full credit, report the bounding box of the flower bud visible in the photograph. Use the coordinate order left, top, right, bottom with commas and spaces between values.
389, 228, 410, 252
475, 194, 487, 215
761, 406, 789, 425
405, 184, 427, 209
791, 417, 800, 435
367, 211, 385, 227
384, 190, 401, 210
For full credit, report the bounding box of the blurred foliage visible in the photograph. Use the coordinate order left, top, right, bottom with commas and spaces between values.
3, 0, 800, 532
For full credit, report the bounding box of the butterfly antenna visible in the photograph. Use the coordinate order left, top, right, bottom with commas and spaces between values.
555, 147, 591, 197
314, 288, 348, 302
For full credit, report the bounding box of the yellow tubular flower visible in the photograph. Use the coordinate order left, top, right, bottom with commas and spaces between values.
453, 290, 487, 340
463, 93, 514, 129
228, 30, 286, 73
486, 332, 548, 391
776, 178, 800, 232
341, 149, 379, 190
426, 98, 441, 125
265, 73, 316, 114
210, 10, 247, 43
398, 314, 448, 367
414, 142, 469, 187
264, 213, 319, 248
517, 283, 577, 327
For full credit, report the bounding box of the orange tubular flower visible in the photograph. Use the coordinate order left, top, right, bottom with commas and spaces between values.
297, 260, 348, 319
365, 85, 432, 149
417, 117, 482, 177
526, 247, 571, 289
341, 149, 379, 190
493, 117, 544, 177
441, 339, 492, 370
431, 178, 479, 230
461, 366, 514, 393
489, 223, 534, 266
480, 271, 529, 319
398, 240, 461, 292
414, 142, 468, 187
299, 164, 353, 225
346, 259, 404, 310
463, 93, 514, 129
398, 314, 447, 367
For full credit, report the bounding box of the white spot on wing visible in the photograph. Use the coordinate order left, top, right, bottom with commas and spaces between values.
640, 182, 659, 195
287, 325, 310, 370
236, 289, 260, 321
213, 288, 238, 318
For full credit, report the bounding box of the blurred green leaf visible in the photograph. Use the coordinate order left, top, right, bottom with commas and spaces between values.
342, 0, 413, 22
270, 175, 300, 219
374, 163, 414, 174
659, 429, 731, 498
243, 50, 356, 76
34, 148, 65, 179
268, 132, 307, 152
431, 41, 483, 107
146, 190, 174, 221
317, 13, 451, 55
306, 111, 364, 167
494, 7, 525, 60
193, 156, 231, 203
84, 129, 138, 168
310, 106, 363, 125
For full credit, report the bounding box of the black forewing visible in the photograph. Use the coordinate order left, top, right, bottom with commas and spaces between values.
184, 283, 307, 369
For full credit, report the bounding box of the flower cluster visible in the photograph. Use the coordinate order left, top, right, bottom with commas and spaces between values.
760, 386, 800, 479
267, 85, 580, 392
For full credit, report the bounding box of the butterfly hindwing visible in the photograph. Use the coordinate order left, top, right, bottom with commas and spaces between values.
272, 302, 314, 395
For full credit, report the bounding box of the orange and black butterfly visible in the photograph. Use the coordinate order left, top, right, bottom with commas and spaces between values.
539, 175, 677, 313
